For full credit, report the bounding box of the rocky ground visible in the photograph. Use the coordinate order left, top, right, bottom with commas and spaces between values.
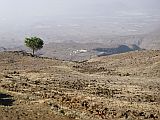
0, 50, 160, 120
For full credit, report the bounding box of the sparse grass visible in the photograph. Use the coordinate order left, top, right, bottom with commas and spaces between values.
0, 89, 7, 94
0, 51, 159, 120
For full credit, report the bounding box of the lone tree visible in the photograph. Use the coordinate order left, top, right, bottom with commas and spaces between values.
25, 37, 44, 56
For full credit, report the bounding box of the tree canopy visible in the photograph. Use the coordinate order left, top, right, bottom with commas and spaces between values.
25, 37, 44, 55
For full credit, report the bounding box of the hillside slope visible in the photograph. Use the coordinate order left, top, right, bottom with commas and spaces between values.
79, 50, 160, 77
0, 51, 160, 120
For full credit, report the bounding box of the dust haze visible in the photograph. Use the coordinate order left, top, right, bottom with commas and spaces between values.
0, 0, 160, 47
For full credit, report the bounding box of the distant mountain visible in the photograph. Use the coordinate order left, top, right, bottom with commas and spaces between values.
93, 44, 142, 56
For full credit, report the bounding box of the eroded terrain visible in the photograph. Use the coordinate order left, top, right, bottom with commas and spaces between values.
0, 51, 160, 120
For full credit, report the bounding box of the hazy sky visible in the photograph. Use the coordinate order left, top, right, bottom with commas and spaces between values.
0, 0, 160, 47
0, 0, 160, 22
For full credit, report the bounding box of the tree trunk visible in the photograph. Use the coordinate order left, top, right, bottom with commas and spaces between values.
32, 49, 35, 56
